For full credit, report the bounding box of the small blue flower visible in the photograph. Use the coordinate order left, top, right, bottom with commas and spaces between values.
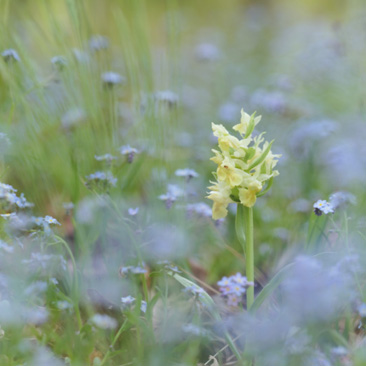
140, 301, 147, 313
85, 171, 117, 190
91, 314, 117, 330
231, 272, 250, 286
44, 216, 61, 226
313, 199, 334, 216
195, 43, 220, 62
120, 265, 147, 276
89, 35, 109, 51
175, 168, 199, 181
0, 213, 16, 219
183, 285, 204, 298
154, 90, 179, 107
128, 207, 139, 216
217, 273, 253, 306
95, 154, 117, 163
159, 184, 184, 209
121, 295, 135, 306
2, 49, 20, 62
120, 145, 139, 163
51, 56, 67, 70
217, 276, 232, 287
102, 72, 125, 86
165, 264, 181, 273
32, 216, 45, 227
227, 294, 240, 307
229, 284, 246, 296
186, 203, 212, 218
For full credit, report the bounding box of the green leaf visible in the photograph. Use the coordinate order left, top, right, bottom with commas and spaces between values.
248, 140, 274, 171
230, 194, 240, 203
172, 273, 219, 318
320, 329, 349, 348
306, 213, 329, 251
244, 112, 257, 139
256, 177, 273, 197
243, 147, 256, 162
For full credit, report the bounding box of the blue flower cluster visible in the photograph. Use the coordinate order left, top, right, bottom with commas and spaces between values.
85, 171, 117, 190
0, 183, 33, 211
217, 273, 253, 307
119, 265, 147, 276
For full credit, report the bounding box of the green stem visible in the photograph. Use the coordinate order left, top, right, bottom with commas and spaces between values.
99, 319, 128, 366
236, 205, 255, 310
244, 206, 254, 310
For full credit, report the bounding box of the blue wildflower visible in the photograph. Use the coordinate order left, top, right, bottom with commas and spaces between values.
313, 200, 334, 216
2, 49, 20, 62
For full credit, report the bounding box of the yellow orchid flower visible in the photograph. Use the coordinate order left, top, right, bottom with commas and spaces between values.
207, 108, 280, 219
238, 180, 262, 207
207, 181, 233, 220
233, 109, 261, 136
217, 157, 246, 187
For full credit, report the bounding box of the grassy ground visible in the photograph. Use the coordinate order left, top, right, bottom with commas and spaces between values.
0, 0, 366, 365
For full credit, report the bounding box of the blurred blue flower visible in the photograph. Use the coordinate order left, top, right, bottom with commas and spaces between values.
91, 314, 117, 330
95, 154, 117, 163
195, 43, 220, 61
85, 171, 117, 189
51, 56, 67, 70
128, 207, 139, 216
102, 71, 125, 86
120, 145, 139, 163
154, 90, 179, 107
159, 184, 184, 209
2, 49, 20, 62
175, 168, 199, 181
89, 35, 109, 51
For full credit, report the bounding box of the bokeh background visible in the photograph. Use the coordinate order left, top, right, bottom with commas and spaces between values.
1, 0, 366, 365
